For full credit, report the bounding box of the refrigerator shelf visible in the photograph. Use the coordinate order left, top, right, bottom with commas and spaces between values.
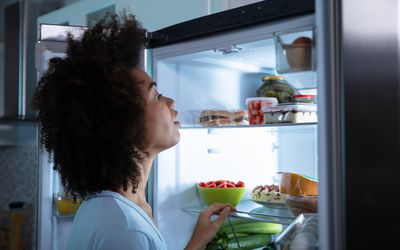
183, 199, 295, 225
180, 122, 317, 130
52, 212, 74, 219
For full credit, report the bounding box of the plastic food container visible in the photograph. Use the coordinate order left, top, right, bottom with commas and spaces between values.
262, 103, 317, 124
293, 94, 316, 104
246, 97, 278, 124
282, 44, 312, 70
53, 193, 82, 216
197, 109, 248, 126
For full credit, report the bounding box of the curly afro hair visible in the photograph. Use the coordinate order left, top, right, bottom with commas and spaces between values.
31, 12, 148, 199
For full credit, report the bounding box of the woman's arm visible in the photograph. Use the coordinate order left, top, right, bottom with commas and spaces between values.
184, 203, 235, 250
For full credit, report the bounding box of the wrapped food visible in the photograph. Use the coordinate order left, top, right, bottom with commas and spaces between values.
256, 75, 299, 103
199, 110, 232, 126
231, 110, 249, 125
198, 109, 248, 126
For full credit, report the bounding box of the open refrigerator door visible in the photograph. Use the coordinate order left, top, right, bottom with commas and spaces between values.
35, 24, 86, 250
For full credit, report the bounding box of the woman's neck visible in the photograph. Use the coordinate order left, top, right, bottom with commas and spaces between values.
116, 154, 154, 210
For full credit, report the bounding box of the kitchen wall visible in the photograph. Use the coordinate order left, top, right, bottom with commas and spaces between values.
37, 0, 210, 30
0, 123, 38, 249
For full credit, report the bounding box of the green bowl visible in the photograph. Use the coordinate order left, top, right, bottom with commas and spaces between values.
197, 186, 245, 207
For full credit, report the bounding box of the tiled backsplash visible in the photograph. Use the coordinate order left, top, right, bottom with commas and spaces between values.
0, 145, 38, 249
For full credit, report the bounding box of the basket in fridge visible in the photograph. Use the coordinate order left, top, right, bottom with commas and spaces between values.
285, 195, 318, 216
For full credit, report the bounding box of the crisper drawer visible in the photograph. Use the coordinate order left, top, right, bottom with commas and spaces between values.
271, 213, 318, 250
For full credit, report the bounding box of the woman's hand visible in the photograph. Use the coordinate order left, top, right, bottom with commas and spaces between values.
184, 203, 236, 250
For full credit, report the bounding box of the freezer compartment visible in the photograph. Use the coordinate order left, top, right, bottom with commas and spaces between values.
153, 18, 316, 128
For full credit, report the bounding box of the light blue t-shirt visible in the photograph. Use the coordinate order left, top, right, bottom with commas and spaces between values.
66, 190, 168, 250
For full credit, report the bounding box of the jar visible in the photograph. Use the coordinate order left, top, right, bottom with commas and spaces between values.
256, 75, 299, 103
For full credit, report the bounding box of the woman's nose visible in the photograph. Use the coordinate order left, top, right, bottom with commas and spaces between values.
166, 97, 175, 109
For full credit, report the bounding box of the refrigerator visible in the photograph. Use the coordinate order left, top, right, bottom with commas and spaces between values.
35, 0, 400, 249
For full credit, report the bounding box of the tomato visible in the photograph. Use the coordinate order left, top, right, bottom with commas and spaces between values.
235, 181, 245, 187
207, 181, 216, 186
198, 182, 207, 187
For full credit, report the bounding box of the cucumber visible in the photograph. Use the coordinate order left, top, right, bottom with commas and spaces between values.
227, 234, 272, 250
220, 222, 282, 235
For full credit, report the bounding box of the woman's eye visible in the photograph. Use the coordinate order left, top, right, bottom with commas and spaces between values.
156, 93, 163, 100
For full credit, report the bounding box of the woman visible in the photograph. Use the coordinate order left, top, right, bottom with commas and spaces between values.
31, 12, 234, 250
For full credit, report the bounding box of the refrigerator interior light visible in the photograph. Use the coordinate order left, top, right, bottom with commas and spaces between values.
193, 57, 265, 73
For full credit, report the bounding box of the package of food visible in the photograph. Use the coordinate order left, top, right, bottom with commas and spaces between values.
198, 109, 232, 126
293, 94, 316, 104
279, 172, 318, 196
246, 97, 278, 124
278, 172, 318, 216
262, 103, 317, 123
198, 109, 248, 126
230, 109, 249, 125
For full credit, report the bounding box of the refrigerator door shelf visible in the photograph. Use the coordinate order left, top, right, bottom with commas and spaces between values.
183, 199, 296, 225
179, 120, 317, 130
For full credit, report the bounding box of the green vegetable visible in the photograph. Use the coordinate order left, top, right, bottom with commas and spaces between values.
226, 232, 249, 239
205, 243, 224, 250
219, 221, 282, 235
227, 234, 271, 250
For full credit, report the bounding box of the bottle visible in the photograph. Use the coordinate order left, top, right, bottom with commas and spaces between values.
256, 75, 299, 103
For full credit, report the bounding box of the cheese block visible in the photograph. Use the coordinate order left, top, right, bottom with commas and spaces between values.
279, 172, 318, 196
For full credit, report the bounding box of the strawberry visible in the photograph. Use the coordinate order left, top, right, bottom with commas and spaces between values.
226, 183, 235, 188
235, 181, 245, 187
207, 183, 217, 188
217, 183, 227, 188
199, 182, 207, 187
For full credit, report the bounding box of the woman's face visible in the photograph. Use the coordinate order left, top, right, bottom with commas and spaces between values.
131, 68, 180, 154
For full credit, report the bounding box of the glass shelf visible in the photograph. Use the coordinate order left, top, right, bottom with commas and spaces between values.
52, 212, 75, 219
183, 199, 296, 225
179, 122, 317, 130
